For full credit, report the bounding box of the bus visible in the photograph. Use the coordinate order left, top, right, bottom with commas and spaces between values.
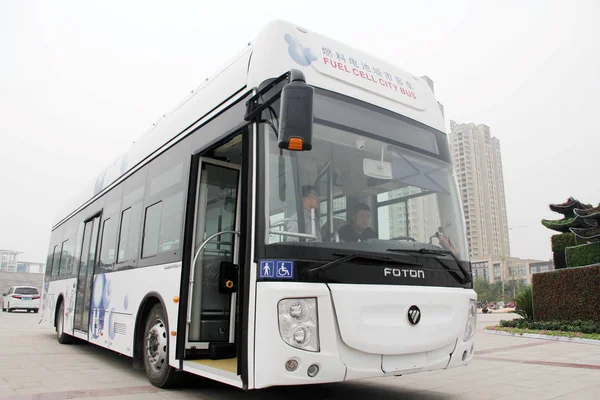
40, 20, 476, 390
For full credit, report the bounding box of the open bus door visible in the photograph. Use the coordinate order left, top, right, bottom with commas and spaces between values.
73, 214, 102, 335
184, 155, 242, 373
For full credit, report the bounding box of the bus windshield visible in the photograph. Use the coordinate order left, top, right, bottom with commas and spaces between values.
263, 89, 468, 262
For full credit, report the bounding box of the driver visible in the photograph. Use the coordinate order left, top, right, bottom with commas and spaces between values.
338, 203, 377, 242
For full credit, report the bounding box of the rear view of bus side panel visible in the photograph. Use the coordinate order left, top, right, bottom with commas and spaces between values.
42, 216, 83, 335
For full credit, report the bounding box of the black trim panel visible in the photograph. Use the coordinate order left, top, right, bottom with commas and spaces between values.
258, 245, 472, 289
237, 124, 254, 387
176, 154, 200, 360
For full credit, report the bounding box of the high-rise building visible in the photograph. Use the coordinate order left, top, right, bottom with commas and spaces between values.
449, 121, 510, 258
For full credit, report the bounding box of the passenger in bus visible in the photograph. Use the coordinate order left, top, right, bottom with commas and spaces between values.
338, 203, 377, 242
285, 185, 322, 241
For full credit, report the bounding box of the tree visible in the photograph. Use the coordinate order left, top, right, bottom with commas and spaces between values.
503, 279, 529, 302
473, 279, 502, 303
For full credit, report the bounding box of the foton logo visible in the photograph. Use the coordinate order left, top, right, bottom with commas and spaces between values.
384, 267, 425, 279
407, 305, 421, 325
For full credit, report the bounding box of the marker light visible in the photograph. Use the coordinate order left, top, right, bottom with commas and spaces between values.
278, 298, 319, 352
285, 359, 299, 372
463, 299, 477, 341
288, 138, 304, 151
307, 364, 320, 377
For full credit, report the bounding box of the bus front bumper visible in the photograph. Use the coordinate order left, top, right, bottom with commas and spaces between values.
253, 282, 476, 389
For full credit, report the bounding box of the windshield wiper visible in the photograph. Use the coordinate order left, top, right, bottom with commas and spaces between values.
386, 248, 472, 284
305, 252, 422, 276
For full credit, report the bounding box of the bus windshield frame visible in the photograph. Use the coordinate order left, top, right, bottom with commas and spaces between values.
257, 87, 470, 286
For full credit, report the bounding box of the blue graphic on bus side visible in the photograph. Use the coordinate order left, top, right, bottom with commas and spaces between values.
284, 34, 317, 67
259, 260, 294, 279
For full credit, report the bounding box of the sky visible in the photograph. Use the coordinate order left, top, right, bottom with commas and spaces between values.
1, 0, 599, 264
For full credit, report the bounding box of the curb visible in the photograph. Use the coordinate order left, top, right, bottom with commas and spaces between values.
484, 329, 600, 346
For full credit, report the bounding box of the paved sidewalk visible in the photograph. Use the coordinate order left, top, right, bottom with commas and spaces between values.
1, 310, 599, 399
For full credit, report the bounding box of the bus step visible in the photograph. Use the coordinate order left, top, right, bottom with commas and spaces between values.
209, 343, 236, 360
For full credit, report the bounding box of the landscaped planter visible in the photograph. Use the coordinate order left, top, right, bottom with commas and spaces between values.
531, 264, 600, 323
570, 226, 600, 241
565, 242, 600, 268
551, 232, 579, 252
570, 204, 600, 241
549, 197, 592, 216
574, 203, 600, 219
553, 250, 567, 269
542, 197, 595, 233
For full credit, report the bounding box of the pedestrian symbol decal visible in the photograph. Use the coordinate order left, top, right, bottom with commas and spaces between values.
259, 261, 275, 278
259, 260, 294, 279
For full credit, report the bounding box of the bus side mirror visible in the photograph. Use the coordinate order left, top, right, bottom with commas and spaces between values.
278, 79, 314, 151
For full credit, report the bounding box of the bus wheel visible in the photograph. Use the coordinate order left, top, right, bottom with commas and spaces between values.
143, 303, 178, 388
56, 301, 73, 344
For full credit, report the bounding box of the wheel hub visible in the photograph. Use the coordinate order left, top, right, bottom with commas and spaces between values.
146, 319, 167, 373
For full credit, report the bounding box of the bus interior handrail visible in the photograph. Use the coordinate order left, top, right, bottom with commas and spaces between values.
187, 230, 240, 325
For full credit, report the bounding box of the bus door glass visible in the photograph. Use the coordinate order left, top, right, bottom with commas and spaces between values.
74, 215, 101, 332
188, 158, 241, 345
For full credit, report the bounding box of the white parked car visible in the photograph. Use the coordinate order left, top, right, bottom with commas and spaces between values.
2, 286, 41, 313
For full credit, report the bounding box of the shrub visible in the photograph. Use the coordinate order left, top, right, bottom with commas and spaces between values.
565, 242, 600, 268
513, 286, 534, 320
532, 265, 600, 322
499, 319, 600, 334
541, 217, 575, 232
551, 233, 577, 253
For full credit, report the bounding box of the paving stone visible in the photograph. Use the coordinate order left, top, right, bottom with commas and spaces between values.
2, 306, 600, 399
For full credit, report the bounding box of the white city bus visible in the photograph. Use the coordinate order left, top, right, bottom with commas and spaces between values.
41, 20, 476, 390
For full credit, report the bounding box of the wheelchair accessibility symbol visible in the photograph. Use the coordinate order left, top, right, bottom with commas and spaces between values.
277, 261, 293, 278
259, 260, 294, 279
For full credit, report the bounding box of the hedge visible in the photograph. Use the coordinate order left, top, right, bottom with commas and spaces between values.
499, 319, 600, 334
552, 233, 575, 252
531, 264, 600, 323
551, 232, 586, 253
565, 242, 600, 268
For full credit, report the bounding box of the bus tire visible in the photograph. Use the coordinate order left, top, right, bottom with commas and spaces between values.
56, 301, 74, 344
143, 303, 178, 388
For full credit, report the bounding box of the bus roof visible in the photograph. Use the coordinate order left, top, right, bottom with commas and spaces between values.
52, 20, 445, 229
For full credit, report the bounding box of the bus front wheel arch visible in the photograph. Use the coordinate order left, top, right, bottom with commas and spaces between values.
133, 296, 161, 370
132, 295, 179, 388
55, 297, 74, 344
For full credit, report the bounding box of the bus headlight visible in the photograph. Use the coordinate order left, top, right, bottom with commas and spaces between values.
278, 298, 319, 352
463, 299, 477, 341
